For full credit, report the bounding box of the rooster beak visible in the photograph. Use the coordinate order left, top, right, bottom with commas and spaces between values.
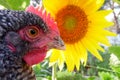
48, 36, 66, 50
54, 36, 66, 50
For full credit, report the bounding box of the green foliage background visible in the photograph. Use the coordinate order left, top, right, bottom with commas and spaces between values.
0, 0, 29, 10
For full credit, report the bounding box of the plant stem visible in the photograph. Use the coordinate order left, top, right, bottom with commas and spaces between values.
85, 65, 120, 74
52, 63, 57, 80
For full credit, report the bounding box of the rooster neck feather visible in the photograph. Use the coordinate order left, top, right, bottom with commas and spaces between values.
0, 41, 36, 79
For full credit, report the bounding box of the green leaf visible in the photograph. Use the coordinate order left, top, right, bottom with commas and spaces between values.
33, 64, 41, 75
0, 0, 10, 9
98, 72, 114, 80
87, 76, 96, 80
57, 71, 87, 80
108, 46, 120, 59
0, 0, 30, 10
86, 52, 111, 76
113, 0, 120, 4
33, 59, 52, 79
110, 65, 120, 78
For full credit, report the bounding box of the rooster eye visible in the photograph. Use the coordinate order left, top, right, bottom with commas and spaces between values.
27, 26, 40, 38
29, 29, 36, 35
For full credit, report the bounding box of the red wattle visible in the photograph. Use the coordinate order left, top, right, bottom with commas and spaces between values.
23, 49, 47, 66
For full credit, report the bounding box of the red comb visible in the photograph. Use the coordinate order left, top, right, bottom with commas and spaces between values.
26, 6, 59, 34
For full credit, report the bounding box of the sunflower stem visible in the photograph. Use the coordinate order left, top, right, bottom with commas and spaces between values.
52, 63, 57, 80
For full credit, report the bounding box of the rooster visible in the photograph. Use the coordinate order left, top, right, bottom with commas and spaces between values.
0, 6, 65, 80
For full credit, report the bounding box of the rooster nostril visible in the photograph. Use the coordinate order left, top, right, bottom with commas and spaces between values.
54, 36, 59, 41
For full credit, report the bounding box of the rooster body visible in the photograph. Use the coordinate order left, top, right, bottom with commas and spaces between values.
0, 7, 65, 80
0, 42, 35, 80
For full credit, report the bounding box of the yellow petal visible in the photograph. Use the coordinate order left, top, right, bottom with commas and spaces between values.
71, 44, 81, 70
81, 37, 103, 61
88, 10, 114, 28
90, 22, 114, 29
68, 0, 86, 7
50, 49, 60, 63
90, 10, 113, 17
87, 32, 111, 46
76, 42, 88, 65
64, 45, 75, 71
88, 27, 116, 36
83, 0, 105, 14
49, 50, 65, 70
86, 36, 105, 52
58, 51, 65, 71
96, 29, 116, 36
43, 0, 68, 16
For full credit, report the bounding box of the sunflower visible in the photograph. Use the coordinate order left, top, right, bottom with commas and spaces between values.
43, 0, 116, 71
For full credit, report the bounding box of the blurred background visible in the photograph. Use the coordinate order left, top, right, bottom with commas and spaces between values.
0, 0, 120, 80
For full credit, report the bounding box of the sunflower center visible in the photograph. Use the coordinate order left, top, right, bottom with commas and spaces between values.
64, 16, 77, 30
55, 5, 89, 44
